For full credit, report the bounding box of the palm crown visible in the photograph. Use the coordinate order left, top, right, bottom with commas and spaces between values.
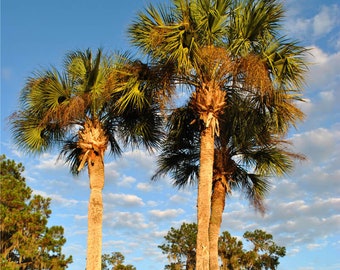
12, 49, 164, 172
129, 0, 309, 269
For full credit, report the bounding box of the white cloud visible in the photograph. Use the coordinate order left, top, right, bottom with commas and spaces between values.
291, 127, 339, 164
169, 194, 188, 204
32, 190, 80, 207
137, 182, 153, 192
146, 200, 158, 207
123, 149, 157, 175
307, 243, 324, 250
312, 5, 340, 37
117, 175, 136, 187
34, 153, 66, 170
74, 214, 87, 220
284, 4, 340, 41
105, 165, 120, 182
306, 46, 340, 91
149, 208, 185, 220
104, 211, 150, 230
106, 193, 145, 207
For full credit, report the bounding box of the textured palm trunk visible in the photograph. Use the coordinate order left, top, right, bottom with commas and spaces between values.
194, 83, 226, 270
86, 151, 105, 270
209, 179, 226, 270
196, 125, 214, 270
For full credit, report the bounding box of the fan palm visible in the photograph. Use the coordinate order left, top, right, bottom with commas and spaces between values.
129, 0, 308, 268
11, 49, 165, 269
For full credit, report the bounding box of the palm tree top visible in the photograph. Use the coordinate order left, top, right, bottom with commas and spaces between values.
129, 0, 309, 89
11, 48, 165, 173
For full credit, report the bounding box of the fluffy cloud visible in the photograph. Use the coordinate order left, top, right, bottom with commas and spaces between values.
306, 47, 340, 91
291, 127, 339, 164
136, 182, 153, 192
105, 193, 145, 207
104, 211, 150, 230
149, 208, 185, 220
312, 5, 340, 37
33, 153, 66, 170
117, 175, 136, 187
169, 194, 190, 204
32, 189, 80, 208
284, 3, 340, 41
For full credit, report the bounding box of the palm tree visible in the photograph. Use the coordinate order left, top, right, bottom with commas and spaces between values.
129, 0, 308, 268
11, 49, 165, 269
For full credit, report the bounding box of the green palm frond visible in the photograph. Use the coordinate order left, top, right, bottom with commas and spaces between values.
263, 37, 310, 89
152, 105, 200, 187
59, 138, 82, 175
11, 110, 66, 154
129, 0, 197, 73
109, 53, 151, 114
227, 0, 284, 55
237, 171, 270, 213
192, 0, 230, 46
118, 104, 164, 151
64, 48, 113, 118
20, 69, 71, 113
109, 52, 176, 116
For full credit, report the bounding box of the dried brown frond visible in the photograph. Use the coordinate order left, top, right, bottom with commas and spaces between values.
235, 54, 273, 97
149, 61, 177, 113
40, 95, 88, 128
198, 47, 233, 83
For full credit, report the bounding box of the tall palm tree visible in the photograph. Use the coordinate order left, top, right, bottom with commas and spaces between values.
11, 49, 165, 269
129, 0, 308, 268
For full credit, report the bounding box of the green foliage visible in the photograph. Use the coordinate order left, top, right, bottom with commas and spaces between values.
101, 252, 136, 270
242, 229, 286, 270
159, 222, 285, 270
158, 223, 197, 270
219, 231, 244, 270
0, 155, 73, 269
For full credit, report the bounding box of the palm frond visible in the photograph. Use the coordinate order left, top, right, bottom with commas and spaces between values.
263, 37, 310, 89
152, 105, 200, 187
59, 138, 82, 175
118, 104, 164, 152
11, 110, 65, 154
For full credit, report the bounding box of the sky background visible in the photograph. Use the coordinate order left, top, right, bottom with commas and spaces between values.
1, 0, 339, 269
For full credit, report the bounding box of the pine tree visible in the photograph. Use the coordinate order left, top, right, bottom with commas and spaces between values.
0, 154, 73, 269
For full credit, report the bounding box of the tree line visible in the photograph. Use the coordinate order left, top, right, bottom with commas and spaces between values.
0, 156, 284, 270
9, 0, 308, 269
159, 222, 285, 270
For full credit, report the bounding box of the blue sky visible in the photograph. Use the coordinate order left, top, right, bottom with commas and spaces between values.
1, 0, 339, 269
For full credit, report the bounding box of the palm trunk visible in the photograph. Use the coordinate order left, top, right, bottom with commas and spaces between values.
209, 179, 226, 270
196, 125, 214, 270
86, 151, 105, 270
